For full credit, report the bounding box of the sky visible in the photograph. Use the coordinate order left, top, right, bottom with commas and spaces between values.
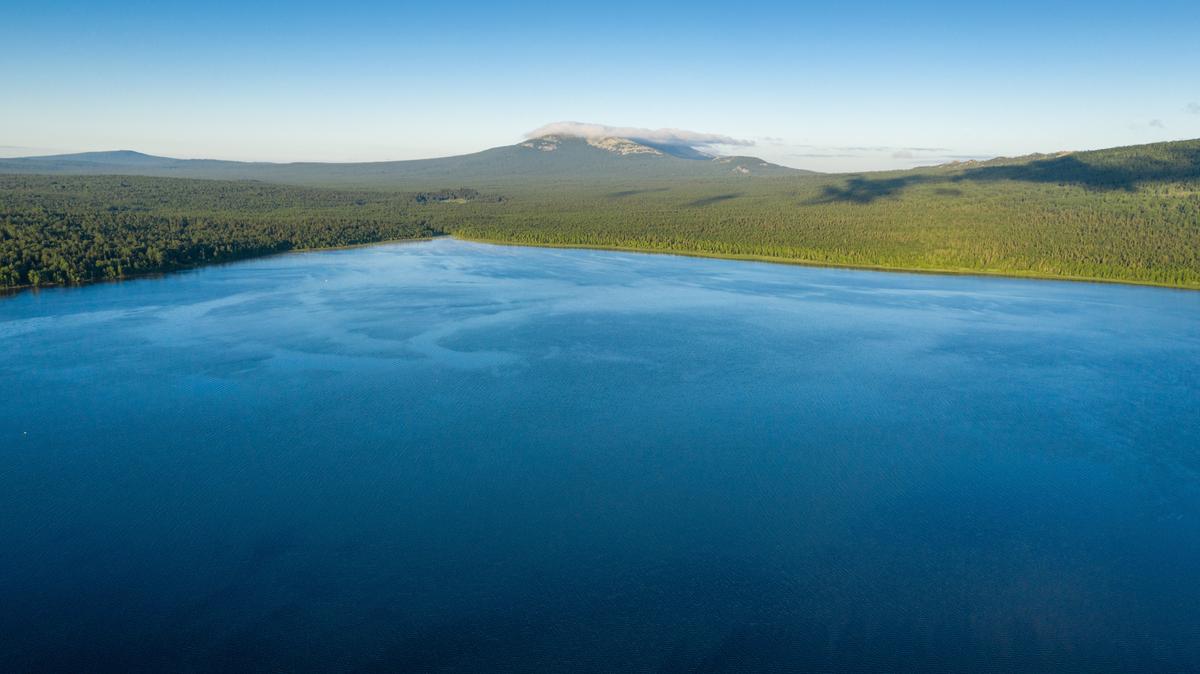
2, 0, 1199, 172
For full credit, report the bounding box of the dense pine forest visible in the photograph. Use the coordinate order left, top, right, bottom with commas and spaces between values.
450, 160, 1200, 288
0, 176, 445, 288
2, 138, 1198, 290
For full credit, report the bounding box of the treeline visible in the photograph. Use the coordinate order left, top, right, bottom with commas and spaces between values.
438, 161, 1200, 289
413, 188, 503, 204
3, 140, 1199, 290
0, 175, 446, 288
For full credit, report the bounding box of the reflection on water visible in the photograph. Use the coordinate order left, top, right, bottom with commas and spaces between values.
2, 239, 1199, 671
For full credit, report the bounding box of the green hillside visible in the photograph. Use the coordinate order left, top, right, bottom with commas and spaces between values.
2, 138, 1198, 290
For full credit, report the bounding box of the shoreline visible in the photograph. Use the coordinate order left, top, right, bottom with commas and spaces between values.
3, 234, 1197, 295
0, 236, 438, 296
452, 236, 1200, 292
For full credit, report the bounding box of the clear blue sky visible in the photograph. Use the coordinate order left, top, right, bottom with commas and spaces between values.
2, 0, 1198, 171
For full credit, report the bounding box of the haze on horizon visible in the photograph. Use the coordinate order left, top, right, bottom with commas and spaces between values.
2, 0, 1199, 172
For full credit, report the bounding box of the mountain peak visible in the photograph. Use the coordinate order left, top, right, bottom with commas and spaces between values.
585, 137, 663, 157
521, 122, 762, 161
520, 134, 664, 157
520, 133, 724, 161
519, 136, 563, 152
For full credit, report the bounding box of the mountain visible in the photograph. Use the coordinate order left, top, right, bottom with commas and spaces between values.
14, 150, 167, 166
0, 136, 806, 188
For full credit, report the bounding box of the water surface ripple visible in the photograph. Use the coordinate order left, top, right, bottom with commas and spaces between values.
2, 239, 1199, 671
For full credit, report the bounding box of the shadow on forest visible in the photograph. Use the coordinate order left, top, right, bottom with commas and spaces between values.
607, 187, 671, 199
686, 193, 742, 207
809, 147, 1200, 204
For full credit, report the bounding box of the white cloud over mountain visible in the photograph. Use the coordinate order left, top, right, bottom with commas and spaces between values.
526, 122, 753, 148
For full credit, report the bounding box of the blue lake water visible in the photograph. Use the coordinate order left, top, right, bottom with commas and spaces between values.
2, 238, 1199, 671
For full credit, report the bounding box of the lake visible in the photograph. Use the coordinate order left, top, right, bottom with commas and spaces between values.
2, 239, 1199, 671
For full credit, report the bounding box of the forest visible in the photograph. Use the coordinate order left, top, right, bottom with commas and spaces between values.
0, 176, 442, 288
3, 138, 1198, 290
447, 166, 1200, 288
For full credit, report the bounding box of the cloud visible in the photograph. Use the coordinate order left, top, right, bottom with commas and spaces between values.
785, 144, 973, 162
525, 121, 753, 148
1127, 119, 1170, 131
794, 144, 949, 153
788, 152, 862, 158
794, 144, 890, 152
1185, 102, 1200, 115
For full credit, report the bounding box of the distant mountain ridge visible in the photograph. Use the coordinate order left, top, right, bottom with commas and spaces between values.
0, 135, 805, 188
14, 149, 162, 164
4, 136, 1196, 194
